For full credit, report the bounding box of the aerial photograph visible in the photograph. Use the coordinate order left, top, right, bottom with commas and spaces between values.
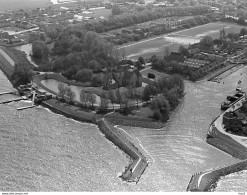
1, 0, 247, 192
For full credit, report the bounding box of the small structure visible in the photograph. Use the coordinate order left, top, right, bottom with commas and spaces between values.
222, 111, 238, 127
0, 32, 9, 39
167, 52, 185, 62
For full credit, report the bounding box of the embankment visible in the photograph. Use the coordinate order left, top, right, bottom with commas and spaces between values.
187, 159, 247, 191
207, 63, 240, 81
97, 118, 148, 182
206, 132, 247, 160
105, 113, 165, 129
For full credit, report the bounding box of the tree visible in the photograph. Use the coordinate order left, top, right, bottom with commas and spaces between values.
65, 86, 75, 102
164, 47, 171, 58
120, 48, 126, 61
99, 91, 109, 111
108, 89, 115, 109
133, 88, 140, 106
199, 36, 213, 51
11, 62, 33, 87
126, 87, 135, 105
91, 75, 102, 87
179, 45, 190, 57
138, 56, 145, 65
32, 41, 49, 60
88, 60, 101, 71
58, 83, 66, 98
240, 28, 247, 36
112, 4, 122, 15
80, 90, 87, 106
75, 69, 93, 82
115, 88, 122, 105
150, 95, 171, 122
87, 93, 96, 107
219, 28, 226, 40
134, 60, 142, 69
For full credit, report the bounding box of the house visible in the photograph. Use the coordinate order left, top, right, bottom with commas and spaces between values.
0, 32, 9, 39
9, 37, 21, 44
103, 65, 142, 89
167, 52, 185, 62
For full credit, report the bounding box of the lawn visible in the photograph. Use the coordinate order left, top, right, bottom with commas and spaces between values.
91, 8, 112, 19
131, 106, 153, 118
140, 67, 170, 80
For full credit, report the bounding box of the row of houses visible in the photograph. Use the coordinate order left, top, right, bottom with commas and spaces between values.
0, 32, 21, 44
0, 18, 37, 29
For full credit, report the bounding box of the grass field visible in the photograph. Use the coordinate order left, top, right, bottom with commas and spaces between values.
120, 22, 246, 60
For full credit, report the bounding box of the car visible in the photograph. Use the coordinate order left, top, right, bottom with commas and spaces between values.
147, 73, 155, 79
213, 78, 220, 83
236, 87, 242, 92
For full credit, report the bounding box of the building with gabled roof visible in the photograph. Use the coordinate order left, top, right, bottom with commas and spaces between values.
103, 64, 142, 89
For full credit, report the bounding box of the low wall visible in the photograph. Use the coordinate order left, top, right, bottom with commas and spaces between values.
187, 158, 247, 191
97, 119, 148, 182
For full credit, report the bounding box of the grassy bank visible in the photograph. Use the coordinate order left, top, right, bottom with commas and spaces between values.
106, 112, 165, 129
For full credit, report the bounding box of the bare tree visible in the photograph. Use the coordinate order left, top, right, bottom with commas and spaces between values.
164, 47, 171, 58
65, 86, 75, 102
87, 93, 96, 108
100, 91, 109, 111
58, 83, 66, 98
108, 89, 115, 110
80, 90, 87, 107
120, 48, 126, 61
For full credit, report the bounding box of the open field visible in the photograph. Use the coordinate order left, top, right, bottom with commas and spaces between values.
120, 22, 245, 60
91, 8, 111, 19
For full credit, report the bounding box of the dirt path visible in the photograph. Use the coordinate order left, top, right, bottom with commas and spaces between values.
0, 47, 15, 66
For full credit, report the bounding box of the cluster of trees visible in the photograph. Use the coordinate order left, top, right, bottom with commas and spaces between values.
80, 90, 97, 108
143, 74, 184, 122
36, 27, 117, 84
84, 5, 210, 33
111, 15, 212, 45
57, 83, 76, 103
98, 87, 141, 114
11, 62, 33, 87
32, 41, 49, 61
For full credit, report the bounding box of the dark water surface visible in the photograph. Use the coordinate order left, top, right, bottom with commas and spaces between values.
0, 66, 247, 191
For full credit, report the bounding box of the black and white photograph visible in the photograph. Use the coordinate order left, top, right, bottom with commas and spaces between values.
0, 0, 247, 193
